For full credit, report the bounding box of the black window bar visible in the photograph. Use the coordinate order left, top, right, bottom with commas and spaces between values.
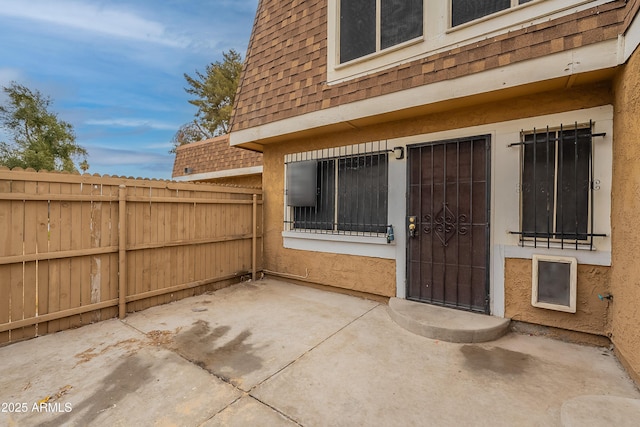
284, 141, 390, 237
508, 120, 606, 250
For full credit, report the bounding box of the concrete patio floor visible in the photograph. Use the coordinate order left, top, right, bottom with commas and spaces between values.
0, 279, 638, 426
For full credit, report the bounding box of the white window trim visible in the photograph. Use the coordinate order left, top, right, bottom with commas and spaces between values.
335, 0, 425, 68
283, 141, 390, 237
327, 0, 611, 84
277, 106, 612, 315
517, 125, 595, 246
387, 105, 612, 315
449, 0, 538, 31
282, 141, 404, 259
282, 231, 396, 259
531, 254, 577, 313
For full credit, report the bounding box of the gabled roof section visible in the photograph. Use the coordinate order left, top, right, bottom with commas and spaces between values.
231, 0, 637, 146
231, 0, 327, 131
171, 134, 263, 179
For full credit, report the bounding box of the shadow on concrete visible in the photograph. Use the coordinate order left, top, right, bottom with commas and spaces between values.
40, 354, 153, 427
173, 319, 265, 385
460, 345, 531, 375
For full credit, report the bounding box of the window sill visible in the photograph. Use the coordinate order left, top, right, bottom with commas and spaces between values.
333, 36, 424, 72
282, 231, 396, 259
501, 244, 610, 266
446, 0, 541, 33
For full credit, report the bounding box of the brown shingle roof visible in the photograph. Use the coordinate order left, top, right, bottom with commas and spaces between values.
231, 0, 631, 133
171, 134, 263, 178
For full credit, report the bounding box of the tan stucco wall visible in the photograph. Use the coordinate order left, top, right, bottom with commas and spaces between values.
504, 258, 611, 336
262, 82, 613, 298
262, 143, 396, 297
611, 46, 640, 382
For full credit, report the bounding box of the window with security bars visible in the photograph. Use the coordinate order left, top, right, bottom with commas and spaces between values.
451, 0, 534, 27
340, 0, 423, 63
285, 142, 389, 235
510, 121, 605, 249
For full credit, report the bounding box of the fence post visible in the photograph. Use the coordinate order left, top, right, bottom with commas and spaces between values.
252, 194, 257, 281
118, 184, 127, 319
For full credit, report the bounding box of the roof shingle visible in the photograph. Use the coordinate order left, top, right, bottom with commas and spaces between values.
231, 0, 631, 134
171, 134, 263, 178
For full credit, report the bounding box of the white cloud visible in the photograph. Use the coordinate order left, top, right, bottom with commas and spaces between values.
0, 68, 22, 87
87, 145, 171, 166
0, 1, 189, 48
144, 142, 174, 150
85, 118, 179, 131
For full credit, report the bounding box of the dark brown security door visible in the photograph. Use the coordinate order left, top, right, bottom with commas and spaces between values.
407, 136, 490, 313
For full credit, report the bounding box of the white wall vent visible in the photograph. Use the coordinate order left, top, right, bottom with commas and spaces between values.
531, 255, 577, 313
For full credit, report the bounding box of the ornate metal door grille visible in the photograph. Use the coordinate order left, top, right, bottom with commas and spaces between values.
407, 136, 491, 313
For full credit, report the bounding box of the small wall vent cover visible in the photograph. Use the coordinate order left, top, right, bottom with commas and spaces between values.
286, 160, 317, 207
531, 254, 577, 313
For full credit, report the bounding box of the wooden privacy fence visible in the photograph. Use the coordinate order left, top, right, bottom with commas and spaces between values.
0, 168, 263, 345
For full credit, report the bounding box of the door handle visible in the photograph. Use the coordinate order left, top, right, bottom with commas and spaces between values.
408, 216, 417, 238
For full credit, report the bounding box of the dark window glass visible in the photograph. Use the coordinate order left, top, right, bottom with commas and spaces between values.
381, 0, 423, 50
293, 160, 335, 230
522, 132, 555, 238
519, 0, 534, 4
521, 128, 591, 240
537, 260, 571, 306
340, 0, 376, 63
556, 129, 591, 240
451, 0, 511, 27
337, 154, 388, 233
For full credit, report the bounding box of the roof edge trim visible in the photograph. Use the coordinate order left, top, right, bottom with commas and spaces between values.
173, 166, 263, 182
230, 39, 618, 147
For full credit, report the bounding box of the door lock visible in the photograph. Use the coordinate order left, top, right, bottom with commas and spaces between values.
408, 216, 417, 238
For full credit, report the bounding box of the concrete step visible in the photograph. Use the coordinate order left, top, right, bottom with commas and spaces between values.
387, 298, 510, 343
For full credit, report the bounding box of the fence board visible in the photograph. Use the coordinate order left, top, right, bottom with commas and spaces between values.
89, 184, 102, 323
204, 200, 212, 281
175, 195, 186, 301
22, 182, 38, 339
160, 189, 171, 305
9, 180, 25, 342
194, 192, 203, 286
47, 182, 61, 333
0, 171, 262, 343
160, 187, 172, 306
169, 197, 179, 305
133, 186, 145, 311
212, 203, 221, 278
79, 182, 93, 325
141, 186, 152, 311
36, 180, 50, 336
105, 184, 119, 320
68, 183, 83, 328
146, 188, 160, 307
171, 192, 188, 301
125, 187, 136, 311
221, 204, 230, 277
57, 182, 73, 331
0, 177, 10, 343
185, 194, 196, 297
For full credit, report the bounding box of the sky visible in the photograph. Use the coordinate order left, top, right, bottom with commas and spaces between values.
0, 0, 258, 179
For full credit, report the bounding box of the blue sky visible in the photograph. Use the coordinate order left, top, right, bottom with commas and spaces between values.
0, 0, 258, 179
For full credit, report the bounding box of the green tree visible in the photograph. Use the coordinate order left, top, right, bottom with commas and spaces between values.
169, 121, 208, 154
0, 82, 88, 172
171, 50, 243, 153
